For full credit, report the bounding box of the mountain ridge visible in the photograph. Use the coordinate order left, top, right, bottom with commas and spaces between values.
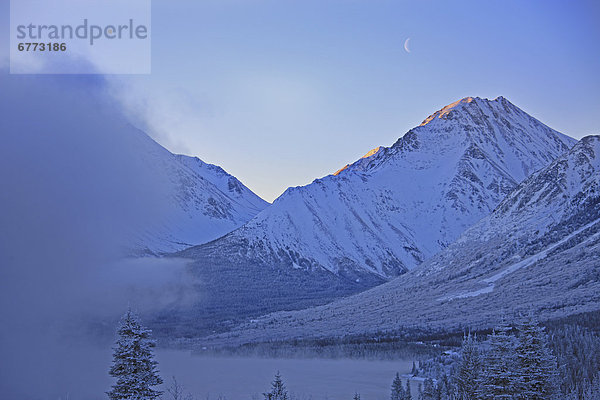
126, 130, 269, 255
182, 96, 575, 278
197, 135, 600, 346
164, 97, 578, 337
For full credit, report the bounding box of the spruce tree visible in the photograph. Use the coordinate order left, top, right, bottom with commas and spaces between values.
437, 374, 452, 400
353, 393, 361, 400
263, 372, 288, 400
107, 309, 163, 400
391, 372, 406, 400
456, 333, 481, 400
420, 378, 436, 400
477, 326, 518, 400
585, 374, 600, 400
514, 318, 559, 400
405, 379, 413, 400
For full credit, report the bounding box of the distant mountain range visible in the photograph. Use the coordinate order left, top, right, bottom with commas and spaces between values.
202, 135, 600, 346
167, 96, 578, 337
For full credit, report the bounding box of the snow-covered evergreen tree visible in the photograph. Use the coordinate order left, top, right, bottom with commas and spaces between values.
456, 333, 481, 399
477, 326, 518, 400
514, 318, 559, 400
263, 372, 288, 400
583, 374, 600, 400
353, 393, 361, 400
405, 379, 413, 400
391, 372, 406, 400
566, 374, 600, 400
437, 374, 453, 400
420, 378, 436, 400
107, 309, 163, 400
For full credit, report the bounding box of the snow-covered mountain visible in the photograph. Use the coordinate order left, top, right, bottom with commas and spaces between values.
169, 97, 577, 337
204, 135, 599, 345
0, 73, 268, 257
183, 96, 575, 278
128, 133, 269, 255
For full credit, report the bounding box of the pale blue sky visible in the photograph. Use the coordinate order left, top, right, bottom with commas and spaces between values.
4, 0, 600, 201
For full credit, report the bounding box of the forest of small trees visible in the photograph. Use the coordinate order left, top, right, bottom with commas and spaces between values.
397, 318, 600, 400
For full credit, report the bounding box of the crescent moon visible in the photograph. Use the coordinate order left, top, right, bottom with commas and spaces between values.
404, 38, 411, 53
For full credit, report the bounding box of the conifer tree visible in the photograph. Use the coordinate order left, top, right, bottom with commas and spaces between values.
353, 393, 361, 400
263, 372, 288, 400
514, 318, 559, 400
437, 374, 452, 400
456, 333, 481, 400
477, 326, 518, 400
405, 379, 413, 400
107, 309, 163, 400
391, 372, 406, 400
584, 374, 600, 400
420, 378, 436, 400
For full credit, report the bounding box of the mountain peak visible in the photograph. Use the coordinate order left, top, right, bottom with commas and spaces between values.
334, 96, 574, 182
419, 97, 475, 126
244, 97, 574, 275
418, 96, 525, 128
